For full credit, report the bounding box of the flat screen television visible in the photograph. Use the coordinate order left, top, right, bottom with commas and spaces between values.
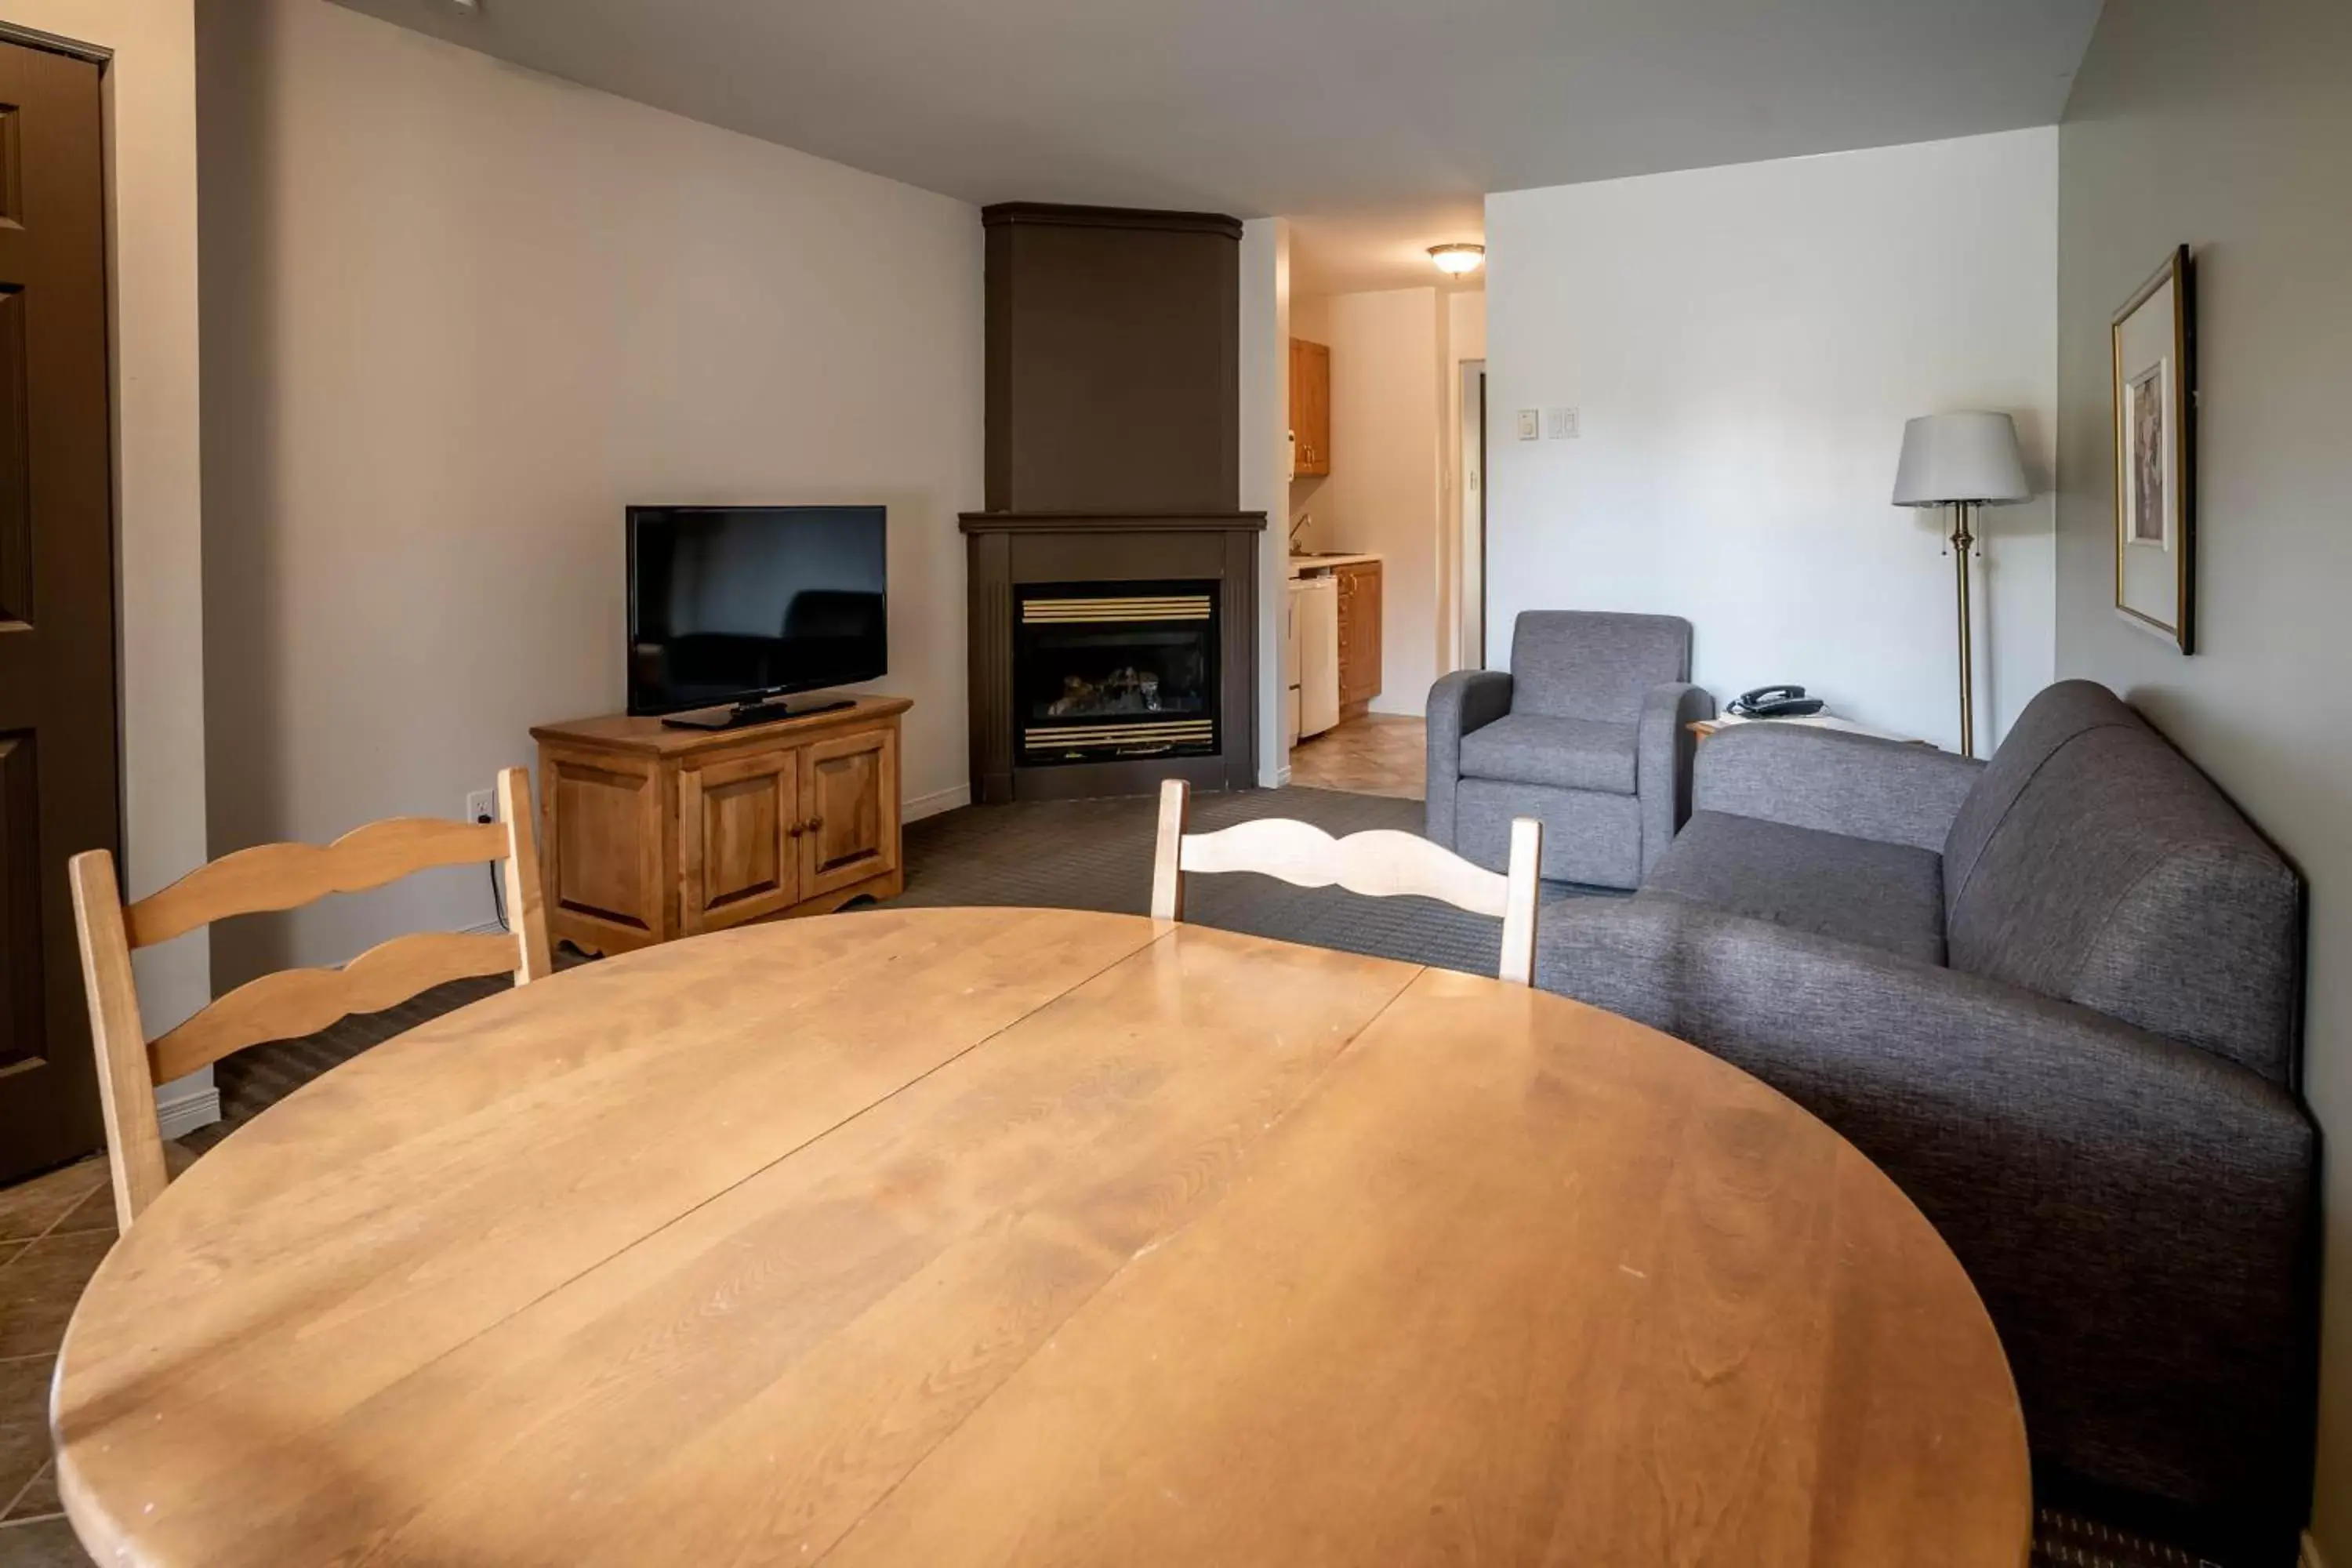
627, 505, 887, 729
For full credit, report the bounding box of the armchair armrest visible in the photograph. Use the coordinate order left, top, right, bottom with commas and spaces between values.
1424, 670, 1512, 850
1536, 897, 2318, 1534
1693, 723, 1982, 851
1635, 681, 1714, 875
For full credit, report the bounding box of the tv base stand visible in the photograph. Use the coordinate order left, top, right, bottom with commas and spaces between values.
659, 694, 857, 731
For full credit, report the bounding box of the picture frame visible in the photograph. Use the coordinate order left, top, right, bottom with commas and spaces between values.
2111, 245, 2195, 652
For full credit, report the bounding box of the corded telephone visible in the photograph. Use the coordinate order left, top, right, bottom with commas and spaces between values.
1729, 684, 1826, 719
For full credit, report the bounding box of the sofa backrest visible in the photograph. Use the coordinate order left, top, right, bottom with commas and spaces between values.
1508, 612, 1692, 722
1944, 681, 2303, 1085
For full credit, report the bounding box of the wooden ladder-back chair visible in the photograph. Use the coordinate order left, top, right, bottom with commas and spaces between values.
67, 767, 553, 1229
1149, 779, 1544, 985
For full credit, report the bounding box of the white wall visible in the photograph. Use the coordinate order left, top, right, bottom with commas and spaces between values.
2055, 1, 2352, 1544
1301, 286, 1446, 717
1443, 291, 1486, 672
1485, 129, 2059, 750
198, 0, 982, 984
4, 0, 213, 1123
1239, 218, 1290, 785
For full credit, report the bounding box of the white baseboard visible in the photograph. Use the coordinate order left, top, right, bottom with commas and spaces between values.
155, 1080, 221, 1138
904, 784, 970, 822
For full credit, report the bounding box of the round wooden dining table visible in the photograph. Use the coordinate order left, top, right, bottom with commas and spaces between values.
53, 907, 2029, 1566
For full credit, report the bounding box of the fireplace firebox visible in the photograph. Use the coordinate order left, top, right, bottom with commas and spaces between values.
1016, 581, 1218, 764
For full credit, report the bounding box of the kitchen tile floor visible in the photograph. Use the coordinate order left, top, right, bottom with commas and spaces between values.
1288, 714, 1425, 800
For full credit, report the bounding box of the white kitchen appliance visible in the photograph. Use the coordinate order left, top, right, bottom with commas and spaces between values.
1294, 573, 1340, 739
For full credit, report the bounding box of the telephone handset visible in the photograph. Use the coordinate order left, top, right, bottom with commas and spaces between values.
1730, 684, 1826, 719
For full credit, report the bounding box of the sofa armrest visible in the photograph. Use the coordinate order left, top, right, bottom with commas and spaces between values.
1536, 897, 2318, 1534
1424, 670, 1513, 851
1635, 682, 1714, 875
1693, 723, 1983, 851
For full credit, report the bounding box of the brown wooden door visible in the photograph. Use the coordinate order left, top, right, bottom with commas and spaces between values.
0, 40, 116, 1182
678, 750, 802, 934
1337, 561, 1383, 709
799, 728, 898, 900
1289, 339, 1330, 476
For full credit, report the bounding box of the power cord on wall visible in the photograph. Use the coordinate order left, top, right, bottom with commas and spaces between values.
478, 804, 510, 934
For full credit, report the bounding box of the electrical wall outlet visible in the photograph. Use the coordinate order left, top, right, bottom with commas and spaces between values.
465, 788, 495, 826
1516, 409, 1540, 441
1544, 407, 1581, 440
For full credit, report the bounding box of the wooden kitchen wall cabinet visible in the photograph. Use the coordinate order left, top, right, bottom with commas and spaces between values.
1290, 338, 1330, 477
1337, 560, 1382, 716
531, 697, 908, 955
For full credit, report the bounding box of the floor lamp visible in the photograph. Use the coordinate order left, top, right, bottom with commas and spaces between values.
1892, 412, 2030, 758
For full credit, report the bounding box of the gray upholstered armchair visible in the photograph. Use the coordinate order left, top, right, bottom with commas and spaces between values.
1426, 612, 1711, 888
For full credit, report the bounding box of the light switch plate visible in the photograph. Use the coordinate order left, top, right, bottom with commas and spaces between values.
1544, 407, 1581, 440
1516, 409, 1540, 441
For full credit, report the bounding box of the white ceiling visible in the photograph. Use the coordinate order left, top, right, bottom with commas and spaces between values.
332, 0, 2100, 281
1290, 201, 1490, 299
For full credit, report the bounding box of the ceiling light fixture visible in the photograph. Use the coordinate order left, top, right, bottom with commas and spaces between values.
1428, 243, 1485, 277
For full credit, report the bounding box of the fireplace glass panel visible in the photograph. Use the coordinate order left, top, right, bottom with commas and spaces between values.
1014, 580, 1219, 764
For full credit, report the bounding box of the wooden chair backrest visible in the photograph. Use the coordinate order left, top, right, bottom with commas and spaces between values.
67, 767, 553, 1228
1149, 779, 1543, 985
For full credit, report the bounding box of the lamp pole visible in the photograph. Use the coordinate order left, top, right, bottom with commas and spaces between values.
1950, 500, 1976, 759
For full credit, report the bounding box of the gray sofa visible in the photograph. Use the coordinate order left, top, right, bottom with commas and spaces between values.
1427, 612, 1714, 888
1534, 680, 2317, 1557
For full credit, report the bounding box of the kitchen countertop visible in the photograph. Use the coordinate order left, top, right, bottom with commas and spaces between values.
1287, 552, 1381, 578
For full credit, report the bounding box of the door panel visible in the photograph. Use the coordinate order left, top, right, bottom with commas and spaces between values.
679, 750, 800, 933
800, 729, 898, 899
0, 40, 115, 1181
546, 755, 662, 945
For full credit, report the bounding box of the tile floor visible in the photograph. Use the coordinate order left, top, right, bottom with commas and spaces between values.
1288, 713, 1425, 800
1, 1149, 191, 1564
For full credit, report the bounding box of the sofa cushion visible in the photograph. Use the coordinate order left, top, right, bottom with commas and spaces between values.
1459, 713, 1638, 794
1944, 701, 2302, 1085
1641, 810, 1945, 967
1943, 679, 2141, 916
1509, 612, 1691, 723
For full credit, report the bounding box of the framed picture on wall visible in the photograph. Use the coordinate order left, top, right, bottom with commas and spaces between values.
2111, 245, 2195, 652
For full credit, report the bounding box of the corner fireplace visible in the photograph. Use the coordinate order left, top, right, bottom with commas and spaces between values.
1017, 581, 1219, 764
962, 201, 1262, 802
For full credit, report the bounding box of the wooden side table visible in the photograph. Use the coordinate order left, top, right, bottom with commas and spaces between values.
1688, 713, 1928, 746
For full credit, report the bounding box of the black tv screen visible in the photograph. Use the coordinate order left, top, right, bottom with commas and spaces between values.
627, 506, 887, 716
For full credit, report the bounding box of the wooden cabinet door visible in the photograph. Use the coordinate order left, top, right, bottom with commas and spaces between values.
1290, 339, 1330, 476
678, 750, 801, 935
800, 727, 899, 900
1338, 562, 1383, 707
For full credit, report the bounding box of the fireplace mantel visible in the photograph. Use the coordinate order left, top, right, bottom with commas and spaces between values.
964, 201, 1258, 803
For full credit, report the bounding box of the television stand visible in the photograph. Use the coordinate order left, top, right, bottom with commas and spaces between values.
532, 695, 912, 957
661, 694, 856, 731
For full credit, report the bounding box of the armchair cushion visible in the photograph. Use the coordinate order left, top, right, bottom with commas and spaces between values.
1643, 811, 1944, 966
1458, 713, 1637, 794
1509, 611, 1693, 721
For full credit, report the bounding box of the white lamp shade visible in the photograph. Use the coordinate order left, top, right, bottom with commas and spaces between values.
1892, 412, 2031, 506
